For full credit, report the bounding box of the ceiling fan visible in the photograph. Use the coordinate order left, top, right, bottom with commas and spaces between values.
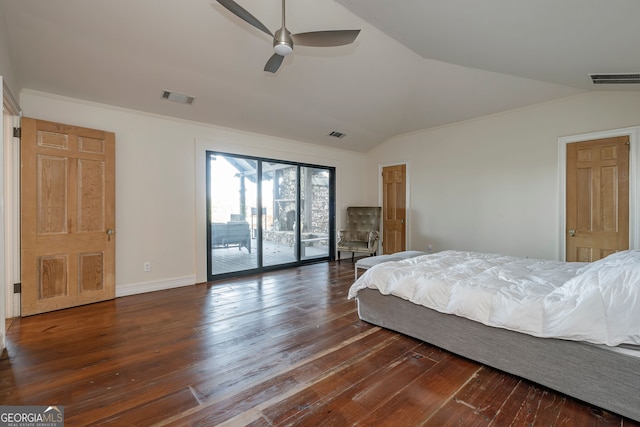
216, 0, 361, 73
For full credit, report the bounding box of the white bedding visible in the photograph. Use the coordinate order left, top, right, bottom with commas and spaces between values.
348, 250, 640, 346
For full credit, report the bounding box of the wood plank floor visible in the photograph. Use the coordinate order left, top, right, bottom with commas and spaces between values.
1, 261, 638, 426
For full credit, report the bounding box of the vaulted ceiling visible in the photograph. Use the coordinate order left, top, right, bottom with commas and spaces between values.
1, 0, 639, 152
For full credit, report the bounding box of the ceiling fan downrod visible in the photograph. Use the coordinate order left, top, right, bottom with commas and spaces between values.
273, 0, 293, 56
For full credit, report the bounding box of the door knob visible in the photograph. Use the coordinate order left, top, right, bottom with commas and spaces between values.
106, 228, 114, 241
568, 228, 576, 237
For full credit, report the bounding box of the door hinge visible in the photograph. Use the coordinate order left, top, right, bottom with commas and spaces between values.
13, 282, 21, 293
13, 127, 21, 138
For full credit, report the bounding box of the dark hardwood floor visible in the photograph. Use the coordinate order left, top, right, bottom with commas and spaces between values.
1, 261, 638, 426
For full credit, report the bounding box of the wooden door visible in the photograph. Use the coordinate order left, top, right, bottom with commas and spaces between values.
382, 164, 406, 254
566, 136, 629, 262
21, 118, 115, 316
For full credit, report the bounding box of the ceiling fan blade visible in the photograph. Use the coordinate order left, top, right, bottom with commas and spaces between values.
216, 0, 273, 37
291, 29, 360, 47
264, 53, 285, 73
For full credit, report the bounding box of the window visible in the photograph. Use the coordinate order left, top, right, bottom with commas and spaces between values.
207, 152, 335, 279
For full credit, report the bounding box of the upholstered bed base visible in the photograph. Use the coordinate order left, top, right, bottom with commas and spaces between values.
355, 288, 640, 422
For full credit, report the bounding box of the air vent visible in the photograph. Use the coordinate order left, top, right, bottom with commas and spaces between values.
161, 90, 195, 105
589, 73, 640, 85
328, 131, 346, 139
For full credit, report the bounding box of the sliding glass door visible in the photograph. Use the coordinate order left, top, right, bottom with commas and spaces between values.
207, 154, 258, 275
262, 161, 297, 266
299, 166, 330, 260
207, 152, 334, 279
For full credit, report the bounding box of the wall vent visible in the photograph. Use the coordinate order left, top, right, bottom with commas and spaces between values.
161, 90, 195, 105
589, 73, 640, 85
328, 131, 346, 139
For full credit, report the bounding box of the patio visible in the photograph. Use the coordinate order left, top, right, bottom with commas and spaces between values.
211, 236, 329, 275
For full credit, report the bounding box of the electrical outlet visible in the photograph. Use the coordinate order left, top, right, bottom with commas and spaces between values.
144, 262, 151, 272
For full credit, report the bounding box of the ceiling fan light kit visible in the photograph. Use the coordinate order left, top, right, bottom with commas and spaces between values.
217, 0, 360, 73
274, 43, 293, 56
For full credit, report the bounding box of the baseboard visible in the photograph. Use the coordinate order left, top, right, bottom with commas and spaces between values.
116, 275, 196, 298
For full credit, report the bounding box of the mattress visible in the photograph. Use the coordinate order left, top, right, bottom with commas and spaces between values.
348, 250, 640, 346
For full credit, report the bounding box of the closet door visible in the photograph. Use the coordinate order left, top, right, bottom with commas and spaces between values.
382, 164, 406, 254
21, 118, 116, 315
566, 136, 629, 262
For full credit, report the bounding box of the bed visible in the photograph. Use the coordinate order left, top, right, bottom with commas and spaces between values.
348, 250, 640, 422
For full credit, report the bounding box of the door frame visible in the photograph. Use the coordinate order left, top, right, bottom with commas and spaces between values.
2, 79, 21, 326
378, 161, 410, 251
557, 126, 640, 260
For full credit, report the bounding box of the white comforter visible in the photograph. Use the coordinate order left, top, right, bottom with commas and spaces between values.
348, 250, 640, 346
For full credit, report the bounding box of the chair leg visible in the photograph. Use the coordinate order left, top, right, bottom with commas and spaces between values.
351, 252, 355, 262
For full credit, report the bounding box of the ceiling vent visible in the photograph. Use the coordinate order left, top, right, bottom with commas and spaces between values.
161, 90, 195, 105
589, 73, 640, 85
328, 131, 346, 139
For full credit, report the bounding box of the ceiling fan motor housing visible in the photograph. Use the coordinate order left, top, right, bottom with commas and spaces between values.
274, 28, 293, 56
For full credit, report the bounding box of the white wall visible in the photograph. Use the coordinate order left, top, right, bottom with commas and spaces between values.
20, 91, 368, 293
0, 9, 20, 99
367, 91, 640, 260
19, 87, 640, 294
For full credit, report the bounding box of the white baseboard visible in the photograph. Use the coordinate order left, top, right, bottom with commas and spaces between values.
116, 275, 196, 298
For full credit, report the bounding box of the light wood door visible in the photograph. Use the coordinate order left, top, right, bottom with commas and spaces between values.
566, 136, 629, 262
21, 118, 115, 316
382, 164, 406, 254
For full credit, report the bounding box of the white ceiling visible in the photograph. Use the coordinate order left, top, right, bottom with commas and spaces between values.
1, 0, 639, 152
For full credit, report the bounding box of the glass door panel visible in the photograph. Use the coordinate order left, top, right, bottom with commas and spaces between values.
300, 167, 330, 260
209, 154, 257, 275
262, 162, 298, 267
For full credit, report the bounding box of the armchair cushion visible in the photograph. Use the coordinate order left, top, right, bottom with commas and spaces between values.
338, 230, 369, 245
